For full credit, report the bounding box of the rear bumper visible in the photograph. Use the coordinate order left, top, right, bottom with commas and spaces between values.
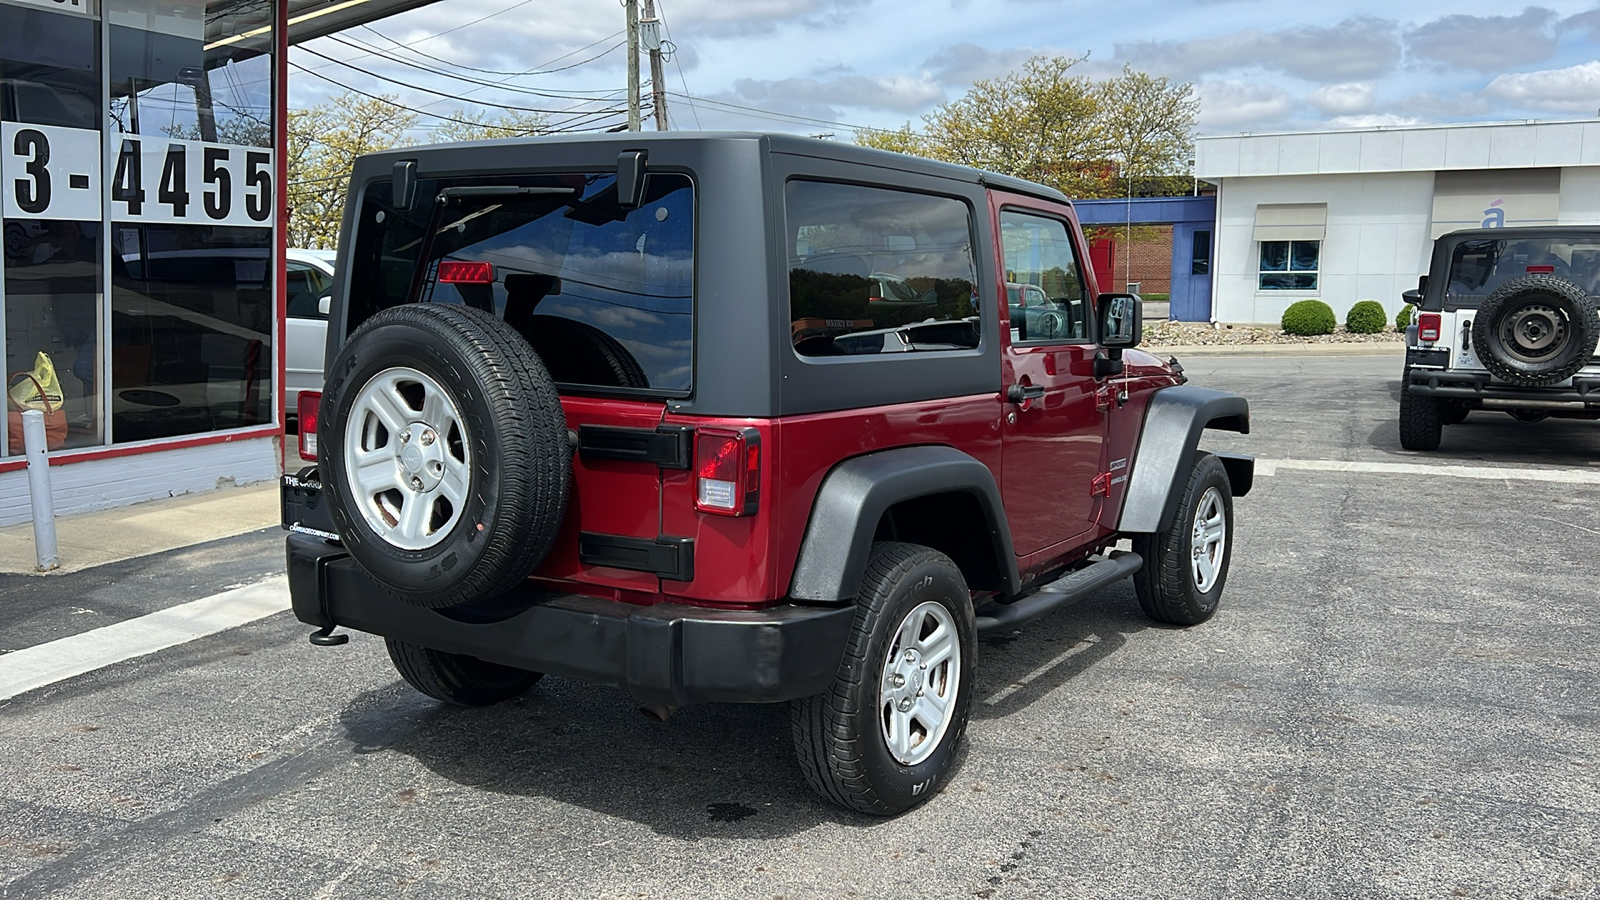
1405, 367, 1600, 405
286, 533, 855, 707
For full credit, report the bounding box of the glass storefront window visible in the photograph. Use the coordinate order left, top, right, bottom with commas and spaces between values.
107, 0, 275, 444
1, 2, 104, 458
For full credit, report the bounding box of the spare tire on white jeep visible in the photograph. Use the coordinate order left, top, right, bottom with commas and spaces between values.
318, 303, 572, 609
1471, 273, 1600, 387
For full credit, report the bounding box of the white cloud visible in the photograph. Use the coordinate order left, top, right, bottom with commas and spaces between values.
1310, 83, 1375, 116
1484, 60, 1600, 112
1329, 114, 1422, 129
1115, 18, 1401, 82
923, 43, 1047, 87
728, 73, 947, 114
1406, 8, 1559, 71
1196, 81, 1294, 132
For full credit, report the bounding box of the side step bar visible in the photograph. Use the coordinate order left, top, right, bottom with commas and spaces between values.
974, 550, 1142, 634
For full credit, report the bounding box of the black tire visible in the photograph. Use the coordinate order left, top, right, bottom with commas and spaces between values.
1132, 452, 1233, 626
1398, 389, 1442, 451
320, 303, 571, 609
386, 639, 542, 706
791, 543, 975, 816
1472, 274, 1599, 387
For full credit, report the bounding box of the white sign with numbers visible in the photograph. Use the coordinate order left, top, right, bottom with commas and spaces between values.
8, 0, 96, 16
110, 136, 275, 228
1, 122, 102, 222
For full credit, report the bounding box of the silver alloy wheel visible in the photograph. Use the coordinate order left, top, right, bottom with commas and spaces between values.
1189, 485, 1227, 592
343, 366, 471, 551
879, 600, 962, 767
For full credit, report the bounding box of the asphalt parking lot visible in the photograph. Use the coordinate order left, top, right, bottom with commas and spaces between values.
1, 352, 1597, 900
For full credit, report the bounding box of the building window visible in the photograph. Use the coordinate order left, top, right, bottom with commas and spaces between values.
1191, 230, 1211, 276
1259, 240, 1318, 290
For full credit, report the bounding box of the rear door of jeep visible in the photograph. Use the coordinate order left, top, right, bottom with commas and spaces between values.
338, 168, 696, 595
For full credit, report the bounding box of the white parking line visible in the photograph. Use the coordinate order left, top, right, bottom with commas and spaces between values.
1256, 458, 1600, 484
0, 576, 289, 703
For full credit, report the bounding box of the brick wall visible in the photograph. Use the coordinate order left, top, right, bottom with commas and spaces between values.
1106, 226, 1173, 295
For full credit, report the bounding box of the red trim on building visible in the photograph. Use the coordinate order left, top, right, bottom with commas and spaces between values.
0, 426, 279, 475
274, 0, 290, 447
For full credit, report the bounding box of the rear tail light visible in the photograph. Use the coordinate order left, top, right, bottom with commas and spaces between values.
1526, 265, 1555, 274
1418, 313, 1441, 342
298, 391, 321, 461
437, 260, 494, 284
695, 428, 760, 516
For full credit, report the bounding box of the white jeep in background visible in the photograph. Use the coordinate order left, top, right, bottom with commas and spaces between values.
1399, 226, 1600, 451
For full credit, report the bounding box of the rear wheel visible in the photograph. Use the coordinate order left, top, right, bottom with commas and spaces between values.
792, 543, 975, 816
386, 639, 542, 706
1399, 389, 1442, 451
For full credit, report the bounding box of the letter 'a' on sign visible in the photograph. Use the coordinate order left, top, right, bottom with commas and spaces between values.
1, 122, 101, 221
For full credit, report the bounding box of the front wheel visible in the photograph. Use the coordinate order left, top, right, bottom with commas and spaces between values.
1132, 452, 1233, 626
386, 639, 543, 706
791, 543, 975, 816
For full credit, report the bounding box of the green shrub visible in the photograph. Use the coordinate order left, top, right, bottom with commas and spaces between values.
1395, 305, 1413, 331
1345, 300, 1387, 334
1281, 299, 1337, 336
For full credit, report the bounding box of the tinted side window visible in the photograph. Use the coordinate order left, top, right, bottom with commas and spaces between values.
785, 180, 978, 358
285, 264, 330, 319
999, 210, 1090, 343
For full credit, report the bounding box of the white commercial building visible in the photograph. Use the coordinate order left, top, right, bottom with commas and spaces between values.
1195, 119, 1600, 326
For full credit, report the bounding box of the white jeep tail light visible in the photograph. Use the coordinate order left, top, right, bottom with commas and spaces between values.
695, 428, 760, 516
1418, 313, 1441, 343
298, 391, 322, 461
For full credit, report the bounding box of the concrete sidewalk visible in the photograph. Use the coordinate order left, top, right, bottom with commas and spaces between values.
1146, 342, 1405, 357
0, 481, 281, 575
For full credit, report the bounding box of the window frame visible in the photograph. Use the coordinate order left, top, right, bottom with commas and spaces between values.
1257, 239, 1320, 291
998, 206, 1096, 346
783, 176, 985, 363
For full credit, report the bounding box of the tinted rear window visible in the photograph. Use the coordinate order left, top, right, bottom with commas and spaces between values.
348, 172, 694, 395
1446, 236, 1600, 307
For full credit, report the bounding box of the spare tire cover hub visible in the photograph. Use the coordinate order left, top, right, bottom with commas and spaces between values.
344, 366, 471, 552
1500, 304, 1566, 360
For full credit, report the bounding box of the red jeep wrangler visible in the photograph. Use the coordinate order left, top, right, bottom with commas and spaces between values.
283, 133, 1252, 815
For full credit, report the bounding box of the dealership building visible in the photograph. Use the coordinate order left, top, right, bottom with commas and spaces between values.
1194, 118, 1600, 325
0, 0, 432, 526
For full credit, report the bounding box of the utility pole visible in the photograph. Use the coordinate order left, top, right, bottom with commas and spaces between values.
642, 0, 668, 130
625, 0, 641, 132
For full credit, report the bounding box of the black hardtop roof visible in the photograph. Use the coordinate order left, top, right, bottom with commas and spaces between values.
1439, 225, 1600, 242
360, 131, 1071, 205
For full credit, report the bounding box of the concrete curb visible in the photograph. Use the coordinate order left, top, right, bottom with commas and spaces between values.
1145, 342, 1405, 358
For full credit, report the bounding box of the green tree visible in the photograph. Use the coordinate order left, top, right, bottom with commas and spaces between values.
432, 109, 549, 142
856, 56, 1197, 201
287, 92, 416, 249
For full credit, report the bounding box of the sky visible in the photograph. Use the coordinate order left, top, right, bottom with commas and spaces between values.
287, 0, 1600, 140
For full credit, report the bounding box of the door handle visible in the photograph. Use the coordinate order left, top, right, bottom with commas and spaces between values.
1006, 383, 1045, 404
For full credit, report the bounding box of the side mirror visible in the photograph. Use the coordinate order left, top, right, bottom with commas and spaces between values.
317, 295, 331, 316
1096, 292, 1143, 351
1401, 289, 1422, 307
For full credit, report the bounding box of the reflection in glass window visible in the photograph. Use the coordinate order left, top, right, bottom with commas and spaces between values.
786, 180, 977, 357
107, 0, 275, 444
2, 221, 102, 457
373, 173, 696, 394
1446, 237, 1600, 308
286, 264, 331, 319
1000, 210, 1091, 343
1259, 240, 1319, 290
0, 5, 100, 130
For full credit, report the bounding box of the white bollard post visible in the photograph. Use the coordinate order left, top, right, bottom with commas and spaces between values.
21, 409, 59, 572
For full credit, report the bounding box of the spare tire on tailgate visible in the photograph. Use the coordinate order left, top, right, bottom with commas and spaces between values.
1471, 274, 1599, 387
319, 303, 570, 609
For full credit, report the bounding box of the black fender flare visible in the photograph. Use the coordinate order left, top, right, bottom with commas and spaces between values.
788, 445, 1020, 603
1118, 385, 1253, 534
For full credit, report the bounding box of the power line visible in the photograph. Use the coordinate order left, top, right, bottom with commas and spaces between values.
357, 25, 626, 79
324, 35, 624, 103
289, 61, 633, 132
664, 92, 872, 131
296, 45, 624, 115
652, 0, 700, 129
297, 0, 542, 72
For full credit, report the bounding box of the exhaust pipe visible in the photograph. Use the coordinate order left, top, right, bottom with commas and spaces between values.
638, 703, 677, 722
